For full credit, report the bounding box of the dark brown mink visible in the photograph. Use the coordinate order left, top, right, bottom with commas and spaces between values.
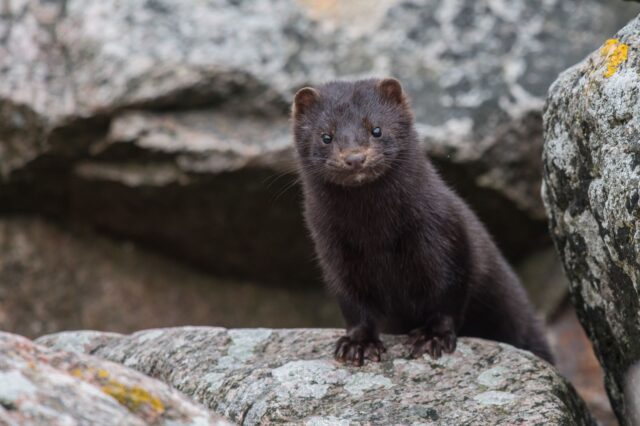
291, 78, 553, 366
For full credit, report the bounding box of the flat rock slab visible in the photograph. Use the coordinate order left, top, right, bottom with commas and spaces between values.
543, 12, 640, 424
38, 327, 594, 425
0, 332, 231, 426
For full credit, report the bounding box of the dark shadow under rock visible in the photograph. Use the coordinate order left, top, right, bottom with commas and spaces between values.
0, 217, 341, 339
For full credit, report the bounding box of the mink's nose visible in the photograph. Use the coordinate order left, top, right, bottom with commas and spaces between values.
344, 153, 366, 169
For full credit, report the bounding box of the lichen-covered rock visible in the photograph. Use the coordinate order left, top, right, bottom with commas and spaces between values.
38, 327, 595, 425
542, 14, 640, 425
1, 0, 637, 285
0, 217, 339, 339
0, 332, 231, 425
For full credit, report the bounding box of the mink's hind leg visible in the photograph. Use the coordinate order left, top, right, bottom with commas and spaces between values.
409, 316, 457, 359
335, 299, 386, 366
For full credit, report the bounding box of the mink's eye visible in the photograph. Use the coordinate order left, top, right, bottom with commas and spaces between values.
371, 127, 382, 138
321, 133, 333, 144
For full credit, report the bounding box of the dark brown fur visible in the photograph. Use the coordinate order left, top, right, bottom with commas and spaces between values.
292, 78, 553, 365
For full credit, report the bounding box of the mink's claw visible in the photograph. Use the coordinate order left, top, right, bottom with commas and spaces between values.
409, 328, 457, 359
334, 336, 385, 366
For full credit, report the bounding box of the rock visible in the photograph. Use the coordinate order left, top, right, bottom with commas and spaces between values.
548, 305, 617, 426
542, 14, 640, 425
38, 327, 595, 425
515, 247, 569, 318
0, 332, 230, 425
1, 0, 637, 285
624, 361, 640, 426
0, 217, 340, 339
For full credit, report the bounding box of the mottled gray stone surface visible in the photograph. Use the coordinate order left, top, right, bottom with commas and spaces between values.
38, 327, 595, 425
0, 331, 230, 425
1, 0, 637, 285
542, 14, 640, 426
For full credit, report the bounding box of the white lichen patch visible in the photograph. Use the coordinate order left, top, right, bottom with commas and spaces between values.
600, 66, 636, 107
427, 352, 461, 368
203, 372, 226, 392
392, 359, 430, 378
455, 341, 473, 357
36, 332, 100, 354
473, 391, 517, 406
19, 401, 78, 424
477, 367, 508, 388
215, 356, 237, 369
217, 329, 273, 367
35, 331, 123, 355
166, 413, 225, 426
305, 415, 350, 426
545, 126, 578, 176
123, 355, 142, 369
0, 371, 37, 403
133, 329, 166, 344
343, 373, 393, 396
229, 328, 271, 352
564, 210, 608, 284
272, 360, 348, 399
243, 396, 270, 425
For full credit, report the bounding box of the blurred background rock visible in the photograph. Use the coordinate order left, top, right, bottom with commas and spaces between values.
1, 0, 638, 424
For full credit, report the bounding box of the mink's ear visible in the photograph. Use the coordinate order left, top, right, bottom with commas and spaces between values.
293, 87, 320, 117
377, 78, 404, 105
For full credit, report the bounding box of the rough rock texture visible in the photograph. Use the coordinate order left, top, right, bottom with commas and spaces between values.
1, 0, 637, 285
549, 305, 617, 426
38, 327, 595, 425
0, 332, 230, 425
542, 14, 640, 425
0, 217, 340, 339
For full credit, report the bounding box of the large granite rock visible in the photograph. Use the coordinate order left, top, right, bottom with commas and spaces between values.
0, 217, 340, 339
542, 14, 640, 425
0, 332, 230, 425
38, 327, 595, 425
1, 0, 637, 285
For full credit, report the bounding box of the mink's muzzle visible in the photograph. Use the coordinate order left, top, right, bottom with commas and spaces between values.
321, 152, 389, 187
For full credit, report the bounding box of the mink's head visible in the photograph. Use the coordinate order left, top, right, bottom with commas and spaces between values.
292, 78, 415, 187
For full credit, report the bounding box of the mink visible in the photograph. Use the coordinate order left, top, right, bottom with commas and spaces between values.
291, 78, 553, 366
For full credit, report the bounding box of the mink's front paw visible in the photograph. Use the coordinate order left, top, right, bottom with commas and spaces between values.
409, 328, 457, 359
334, 336, 386, 366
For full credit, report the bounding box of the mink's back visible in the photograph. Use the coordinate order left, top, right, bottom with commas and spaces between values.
450, 190, 553, 362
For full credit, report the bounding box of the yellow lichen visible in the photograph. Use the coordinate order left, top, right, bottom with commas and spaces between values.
69, 366, 165, 415
101, 380, 165, 414
70, 368, 85, 378
600, 38, 629, 78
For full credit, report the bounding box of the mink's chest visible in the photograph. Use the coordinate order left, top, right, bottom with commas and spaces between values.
331, 219, 436, 318
309, 191, 438, 317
